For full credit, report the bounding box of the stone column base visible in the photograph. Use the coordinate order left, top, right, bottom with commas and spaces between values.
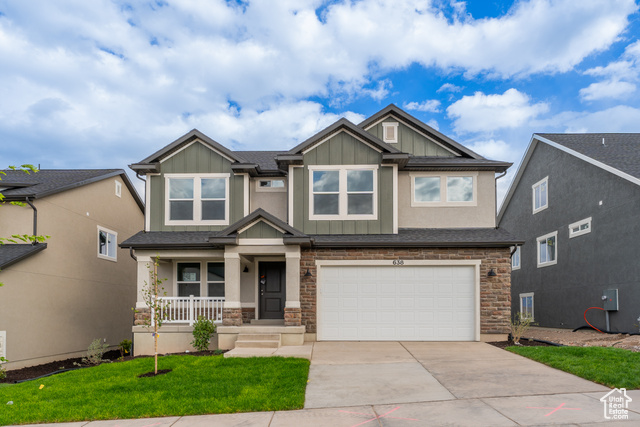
223, 307, 243, 326
134, 307, 150, 326
284, 307, 302, 327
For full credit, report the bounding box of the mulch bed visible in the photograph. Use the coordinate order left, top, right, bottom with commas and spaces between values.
487, 338, 555, 350
138, 369, 172, 378
1, 349, 225, 384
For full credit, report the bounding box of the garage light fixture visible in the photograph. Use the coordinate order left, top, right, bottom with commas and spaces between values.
487, 268, 497, 277
304, 269, 312, 277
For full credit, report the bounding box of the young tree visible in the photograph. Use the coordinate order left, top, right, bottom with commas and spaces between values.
138, 255, 170, 375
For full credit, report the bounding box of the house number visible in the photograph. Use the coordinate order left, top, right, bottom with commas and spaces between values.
393, 260, 405, 265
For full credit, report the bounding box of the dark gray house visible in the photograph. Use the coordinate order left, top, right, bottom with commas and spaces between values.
498, 134, 640, 332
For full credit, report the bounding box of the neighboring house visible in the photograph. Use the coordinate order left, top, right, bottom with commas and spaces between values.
122, 104, 520, 353
498, 134, 640, 332
0, 170, 144, 369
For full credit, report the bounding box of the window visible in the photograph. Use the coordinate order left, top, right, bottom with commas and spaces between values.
382, 122, 398, 143
537, 231, 557, 267
97, 226, 117, 261
569, 217, 592, 238
309, 166, 377, 220
256, 179, 286, 192
165, 174, 229, 225
177, 262, 201, 296
520, 293, 534, 320
115, 180, 122, 198
176, 262, 225, 297
411, 173, 477, 207
512, 246, 521, 270
207, 263, 225, 297
532, 177, 548, 214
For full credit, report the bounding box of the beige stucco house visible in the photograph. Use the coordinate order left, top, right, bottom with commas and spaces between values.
0, 169, 144, 369
122, 104, 521, 354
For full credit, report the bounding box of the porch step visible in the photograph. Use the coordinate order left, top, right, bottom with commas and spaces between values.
235, 333, 281, 349
250, 319, 285, 326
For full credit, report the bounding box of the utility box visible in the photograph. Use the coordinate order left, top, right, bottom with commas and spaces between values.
603, 289, 619, 311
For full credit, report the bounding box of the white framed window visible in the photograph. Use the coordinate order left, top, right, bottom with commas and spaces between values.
532, 176, 548, 214
511, 246, 521, 270
309, 165, 378, 220
115, 180, 122, 198
97, 226, 117, 261
569, 217, 592, 238
175, 262, 225, 297
520, 292, 534, 320
411, 173, 477, 207
537, 231, 557, 268
165, 174, 230, 226
256, 179, 286, 192
382, 122, 398, 143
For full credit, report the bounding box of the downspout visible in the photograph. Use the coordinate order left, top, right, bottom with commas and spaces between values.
495, 170, 507, 227
129, 248, 137, 261
24, 197, 38, 239
510, 245, 519, 258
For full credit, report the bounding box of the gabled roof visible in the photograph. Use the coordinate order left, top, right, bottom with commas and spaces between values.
0, 169, 144, 211
130, 129, 248, 173
0, 243, 47, 269
497, 133, 640, 223
216, 208, 307, 238
358, 104, 484, 159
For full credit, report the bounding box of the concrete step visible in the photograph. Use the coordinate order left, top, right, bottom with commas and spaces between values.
237, 334, 280, 341
235, 340, 280, 349
250, 319, 285, 325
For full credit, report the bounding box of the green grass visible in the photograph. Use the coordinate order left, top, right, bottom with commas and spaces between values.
507, 346, 640, 389
0, 355, 309, 426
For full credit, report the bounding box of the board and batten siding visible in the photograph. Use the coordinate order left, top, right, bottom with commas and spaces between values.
149, 141, 245, 231
238, 221, 284, 239
293, 131, 393, 234
367, 118, 456, 157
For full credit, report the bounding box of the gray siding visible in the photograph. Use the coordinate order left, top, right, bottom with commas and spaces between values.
500, 141, 640, 332
366, 118, 455, 157
149, 141, 245, 231
238, 221, 283, 239
293, 131, 393, 234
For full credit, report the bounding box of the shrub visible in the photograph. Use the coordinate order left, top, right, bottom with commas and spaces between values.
83, 339, 109, 365
119, 339, 132, 358
191, 316, 216, 352
510, 312, 534, 345
0, 356, 7, 380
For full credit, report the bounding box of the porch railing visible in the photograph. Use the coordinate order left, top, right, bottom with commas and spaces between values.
157, 296, 225, 326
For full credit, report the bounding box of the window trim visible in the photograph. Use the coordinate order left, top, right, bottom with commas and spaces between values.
520, 292, 534, 320
511, 246, 521, 271
174, 261, 225, 297
164, 173, 230, 226
569, 217, 592, 238
308, 165, 378, 221
115, 180, 122, 198
410, 172, 478, 207
536, 230, 558, 268
382, 122, 399, 143
255, 179, 286, 193
532, 176, 549, 214
97, 226, 118, 262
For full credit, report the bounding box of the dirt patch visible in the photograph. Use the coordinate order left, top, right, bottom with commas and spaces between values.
522, 327, 640, 351
487, 338, 554, 350
137, 369, 172, 378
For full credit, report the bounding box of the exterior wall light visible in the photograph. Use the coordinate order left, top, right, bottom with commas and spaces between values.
487, 269, 497, 277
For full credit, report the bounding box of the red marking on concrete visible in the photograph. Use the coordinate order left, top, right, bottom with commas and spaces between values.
527, 402, 581, 417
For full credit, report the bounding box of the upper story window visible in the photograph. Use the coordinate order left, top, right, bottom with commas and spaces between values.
256, 179, 286, 192
511, 246, 521, 270
309, 166, 377, 220
537, 231, 557, 268
97, 226, 117, 261
115, 180, 122, 198
165, 174, 229, 226
382, 122, 398, 143
569, 217, 591, 238
532, 176, 548, 214
411, 173, 477, 207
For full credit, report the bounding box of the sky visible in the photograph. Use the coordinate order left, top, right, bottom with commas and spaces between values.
2, 0, 640, 206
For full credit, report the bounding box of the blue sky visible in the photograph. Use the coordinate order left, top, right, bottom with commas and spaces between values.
2, 0, 640, 203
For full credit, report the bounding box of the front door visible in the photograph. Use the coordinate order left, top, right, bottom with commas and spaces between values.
259, 261, 286, 319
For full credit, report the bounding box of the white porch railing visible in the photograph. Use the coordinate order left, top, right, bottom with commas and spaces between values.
157, 296, 225, 326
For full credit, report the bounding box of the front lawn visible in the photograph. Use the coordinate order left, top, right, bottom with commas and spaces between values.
0, 355, 309, 426
507, 346, 640, 389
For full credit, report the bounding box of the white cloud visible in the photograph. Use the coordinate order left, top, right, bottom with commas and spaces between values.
447, 89, 549, 134
467, 139, 519, 162
403, 100, 441, 112
580, 40, 640, 101
579, 80, 636, 101
437, 83, 463, 93
426, 119, 439, 130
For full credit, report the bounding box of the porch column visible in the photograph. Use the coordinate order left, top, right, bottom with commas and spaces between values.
223, 252, 242, 326
284, 251, 302, 327
134, 256, 152, 325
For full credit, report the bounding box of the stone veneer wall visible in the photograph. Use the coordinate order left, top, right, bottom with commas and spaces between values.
300, 247, 511, 334
241, 307, 256, 323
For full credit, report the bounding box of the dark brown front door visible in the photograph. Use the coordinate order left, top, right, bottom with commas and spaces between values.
259, 261, 286, 319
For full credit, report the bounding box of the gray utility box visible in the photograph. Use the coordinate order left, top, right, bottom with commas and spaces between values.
603, 289, 619, 311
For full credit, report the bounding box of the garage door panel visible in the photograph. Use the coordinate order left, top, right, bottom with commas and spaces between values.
318, 265, 476, 341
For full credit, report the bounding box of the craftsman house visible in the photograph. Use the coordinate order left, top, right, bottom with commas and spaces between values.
0, 169, 144, 369
122, 104, 521, 353
498, 134, 640, 332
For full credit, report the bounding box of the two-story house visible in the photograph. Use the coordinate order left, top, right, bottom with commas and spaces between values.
122, 105, 520, 353
498, 134, 640, 333
0, 169, 144, 369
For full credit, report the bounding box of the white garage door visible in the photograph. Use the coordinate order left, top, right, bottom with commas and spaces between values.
318, 265, 476, 341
